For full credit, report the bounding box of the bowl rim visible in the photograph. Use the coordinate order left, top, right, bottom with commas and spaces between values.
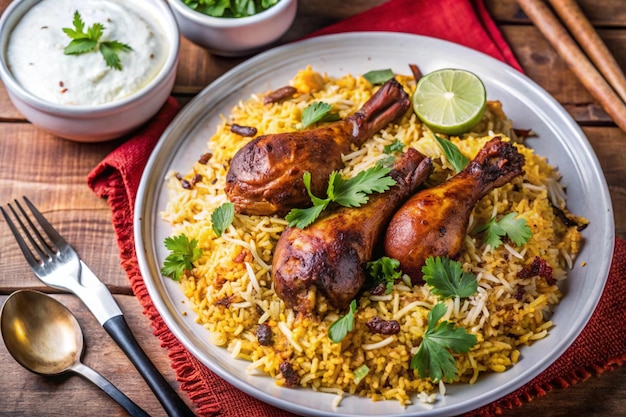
0, 0, 180, 115
168, 0, 295, 28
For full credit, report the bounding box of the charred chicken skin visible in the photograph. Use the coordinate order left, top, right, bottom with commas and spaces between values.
225, 78, 410, 216
272, 148, 433, 314
384, 137, 525, 283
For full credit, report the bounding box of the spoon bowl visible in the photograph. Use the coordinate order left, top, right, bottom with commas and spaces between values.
1, 290, 149, 417
1, 289, 82, 375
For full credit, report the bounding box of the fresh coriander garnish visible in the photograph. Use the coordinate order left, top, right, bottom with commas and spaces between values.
181, 0, 279, 18
328, 299, 357, 343
363, 69, 395, 85
353, 364, 370, 384
410, 303, 477, 382
301, 102, 341, 128
285, 165, 397, 228
366, 256, 402, 294
63, 11, 132, 70
161, 234, 202, 281
383, 139, 405, 154
211, 202, 235, 237
476, 212, 533, 250
422, 256, 478, 300
434, 134, 469, 173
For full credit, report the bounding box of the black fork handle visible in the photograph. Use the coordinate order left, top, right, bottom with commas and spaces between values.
103, 315, 196, 417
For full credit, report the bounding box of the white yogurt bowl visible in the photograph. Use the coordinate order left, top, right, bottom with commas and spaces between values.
0, 0, 180, 142
168, 0, 296, 57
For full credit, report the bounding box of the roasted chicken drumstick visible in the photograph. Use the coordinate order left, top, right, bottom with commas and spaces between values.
384, 137, 525, 283
225, 78, 410, 216
272, 148, 433, 314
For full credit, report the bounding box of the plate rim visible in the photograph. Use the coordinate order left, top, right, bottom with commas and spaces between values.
134, 31, 615, 417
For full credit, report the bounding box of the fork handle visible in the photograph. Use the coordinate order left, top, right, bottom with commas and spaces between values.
103, 315, 196, 417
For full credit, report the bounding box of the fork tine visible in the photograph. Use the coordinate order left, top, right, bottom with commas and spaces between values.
21, 196, 68, 250
11, 200, 57, 260
0, 205, 42, 269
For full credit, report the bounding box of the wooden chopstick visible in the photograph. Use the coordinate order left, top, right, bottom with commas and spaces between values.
516, 0, 626, 133
548, 0, 626, 105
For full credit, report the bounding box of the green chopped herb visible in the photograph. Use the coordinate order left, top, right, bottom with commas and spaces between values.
410, 303, 477, 382
353, 364, 370, 384
422, 256, 478, 300
434, 134, 469, 173
62, 11, 132, 70
181, 0, 279, 18
366, 256, 402, 294
211, 202, 235, 237
363, 69, 395, 85
476, 212, 533, 250
301, 102, 341, 128
383, 139, 405, 154
328, 299, 357, 343
161, 234, 202, 281
285, 165, 396, 228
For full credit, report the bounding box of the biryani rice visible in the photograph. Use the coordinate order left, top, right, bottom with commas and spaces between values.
161, 66, 585, 405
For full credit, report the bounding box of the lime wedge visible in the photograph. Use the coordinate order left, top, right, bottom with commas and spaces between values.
412, 68, 487, 136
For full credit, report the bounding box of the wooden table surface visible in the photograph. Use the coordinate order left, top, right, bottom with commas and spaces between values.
1, 0, 624, 416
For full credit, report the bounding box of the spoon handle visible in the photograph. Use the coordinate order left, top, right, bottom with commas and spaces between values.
72, 361, 150, 417
103, 315, 195, 417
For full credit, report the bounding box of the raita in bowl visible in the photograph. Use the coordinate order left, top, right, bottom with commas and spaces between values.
0, 0, 180, 142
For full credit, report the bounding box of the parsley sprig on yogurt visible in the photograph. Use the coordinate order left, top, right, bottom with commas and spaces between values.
62, 11, 132, 70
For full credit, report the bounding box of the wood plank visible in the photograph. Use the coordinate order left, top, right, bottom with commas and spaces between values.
501, 25, 626, 124
583, 126, 626, 239
0, 294, 187, 417
0, 123, 129, 291
499, 365, 626, 417
486, 0, 626, 26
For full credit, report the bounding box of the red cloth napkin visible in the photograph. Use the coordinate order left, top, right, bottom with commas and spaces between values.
87, 1, 626, 416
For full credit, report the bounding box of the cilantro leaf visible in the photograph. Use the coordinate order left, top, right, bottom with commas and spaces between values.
434, 135, 469, 173
285, 172, 331, 228
366, 256, 402, 294
62, 11, 132, 70
100, 41, 132, 71
62, 11, 86, 39
161, 234, 202, 281
476, 212, 533, 250
301, 102, 341, 128
330, 165, 396, 207
211, 202, 235, 237
383, 139, 405, 154
64, 38, 98, 55
422, 256, 478, 300
285, 166, 396, 228
87, 22, 104, 41
363, 69, 395, 85
410, 303, 477, 382
328, 299, 357, 343
285, 203, 325, 229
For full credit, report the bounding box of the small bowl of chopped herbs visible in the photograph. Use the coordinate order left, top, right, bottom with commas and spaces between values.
168, 0, 297, 56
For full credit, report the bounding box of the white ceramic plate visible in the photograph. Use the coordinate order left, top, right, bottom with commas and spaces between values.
135, 32, 615, 416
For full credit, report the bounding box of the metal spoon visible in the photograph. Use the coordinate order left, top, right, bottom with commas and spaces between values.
0, 290, 150, 417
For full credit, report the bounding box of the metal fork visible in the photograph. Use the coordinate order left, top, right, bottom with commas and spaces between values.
1, 197, 195, 417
